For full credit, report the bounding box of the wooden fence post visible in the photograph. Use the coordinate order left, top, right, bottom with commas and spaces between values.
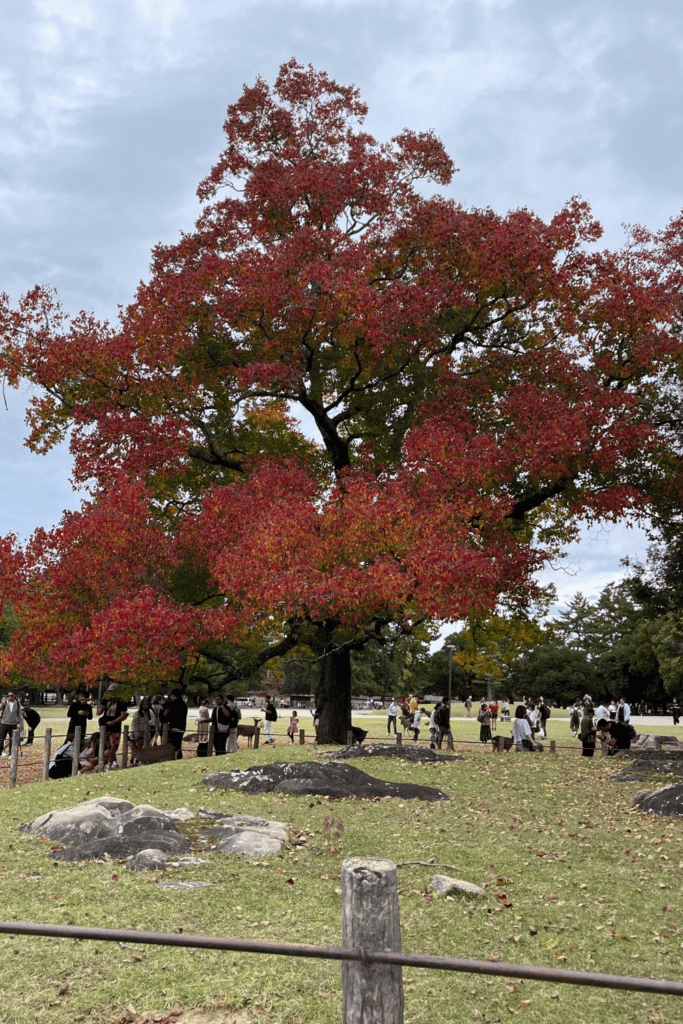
162, 723, 169, 746
121, 725, 129, 769
71, 726, 82, 776
207, 723, 215, 757
396, 733, 402, 745
42, 728, 52, 782
254, 726, 260, 749
550, 740, 556, 755
143, 721, 151, 749
346, 730, 353, 746
97, 725, 107, 773
299, 729, 305, 745
497, 735, 505, 753
446, 729, 454, 751
9, 730, 20, 789
342, 857, 403, 1024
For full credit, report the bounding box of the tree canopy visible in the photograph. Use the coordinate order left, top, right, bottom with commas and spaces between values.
1, 59, 682, 739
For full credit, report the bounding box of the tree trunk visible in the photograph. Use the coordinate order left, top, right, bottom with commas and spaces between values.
315, 646, 352, 744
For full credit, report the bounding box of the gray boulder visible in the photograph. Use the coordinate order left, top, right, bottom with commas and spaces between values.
330, 743, 462, 763
197, 811, 288, 856
20, 797, 191, 862
202, 761, 448, 801
127, 848, 170, 872
633, 783, 683, 817
430, 874, 486, 897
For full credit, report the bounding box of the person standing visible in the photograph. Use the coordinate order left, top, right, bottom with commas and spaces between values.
97, 686, 130, 769
477, 702, 492, 748
129, 698, 154, 764
512, 704, 538, 752
428, 704, 439, 749
0, 692, 24, 756
489, 699, 499, 732
159, 689, 187, 759
435, 700, 451, 749
210, 695, 232, 755
672, 700, 681, 726
197, 699, 210, 742
617, 698, 631, 724
264, 696, 277, 745
538, 700, 550, 739
464, 696, 472, 718
409, 694, 418, 717
580, 707, 597, 758
527, 704, 539, 738
224, 695, 241, 753
287, 711, 299, 743
387, 698, 400, 736
67, 694, 93, 739
411, 707, 423, 743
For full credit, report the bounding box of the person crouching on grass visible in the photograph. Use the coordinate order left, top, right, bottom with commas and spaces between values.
287, 711, 299, 742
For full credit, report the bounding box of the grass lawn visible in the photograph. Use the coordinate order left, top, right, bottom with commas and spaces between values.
0, 724, 682, 1024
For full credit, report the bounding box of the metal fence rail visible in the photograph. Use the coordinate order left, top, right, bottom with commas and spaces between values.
1, 919, 682, 998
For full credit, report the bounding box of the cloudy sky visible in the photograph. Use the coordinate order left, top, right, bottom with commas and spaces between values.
1, 0, 681, 613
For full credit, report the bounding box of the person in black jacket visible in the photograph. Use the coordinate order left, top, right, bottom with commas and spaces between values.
160, 689, 187, 759
597, 718, 632, 753
210, 695, 232, 755
263, 695, 277, 745
67, 694, 93, 738
21, 704, 41, 746
435, 701, 452, 749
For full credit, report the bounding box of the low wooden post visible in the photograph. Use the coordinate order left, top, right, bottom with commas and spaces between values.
497, 735, 505, 753
207, 723, 215, 757
9, 730, 20, 789
347, 730, 353, 746
446, 728, 454, 751
121, 725, 129, 769
143, 721, 151, 749
342, 857, 403, 1024
162, 723, 169, 746
299, 729, 305, 745
550, 739, 556, 755
396, 733, 402, 745
254, 726, 260, 750
42, 728, 52, 782
71, 726, 82, 777
96, 725, 107, 773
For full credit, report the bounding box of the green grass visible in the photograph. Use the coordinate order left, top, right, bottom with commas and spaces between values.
0, 738, 682, 1024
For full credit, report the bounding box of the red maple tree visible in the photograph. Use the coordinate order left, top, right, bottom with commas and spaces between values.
1, 60, 682, 741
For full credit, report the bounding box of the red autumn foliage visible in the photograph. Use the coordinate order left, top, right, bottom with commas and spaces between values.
1, 60, 682, 740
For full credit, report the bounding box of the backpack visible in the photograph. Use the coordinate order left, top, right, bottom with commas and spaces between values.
545, 707, 551, 718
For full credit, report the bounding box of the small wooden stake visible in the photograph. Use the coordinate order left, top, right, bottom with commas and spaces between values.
71, 726, 82, 777
9, 730, 20, 789
207, 723, 215, 756
342, 857, 403, 1024
254, 726, 260, 749
42, 728, 52, 782
299, 729, 305, 745
97, 725, 107, 773
121, 725, 129, 769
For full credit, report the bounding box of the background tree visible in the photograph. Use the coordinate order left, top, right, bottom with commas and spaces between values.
2, 60, 683, 741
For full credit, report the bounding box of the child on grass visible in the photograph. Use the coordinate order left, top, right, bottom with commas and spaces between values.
287, 711, 299, 743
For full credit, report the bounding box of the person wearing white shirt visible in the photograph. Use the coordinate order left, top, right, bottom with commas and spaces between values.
512, 705, 539, 752
617, 699, 631, 723
387, 699, 400, 736
595, 703, 608, 724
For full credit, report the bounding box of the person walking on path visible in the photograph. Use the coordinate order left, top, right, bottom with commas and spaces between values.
672, 700, 680, 726
264, 696, 277, 745
569, 701, 582, 737
287, 711, 299, 742
387, 698, 400, 736
580, 707, 597, 758
464, 696, 472, 718
0, 692, 24, 755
